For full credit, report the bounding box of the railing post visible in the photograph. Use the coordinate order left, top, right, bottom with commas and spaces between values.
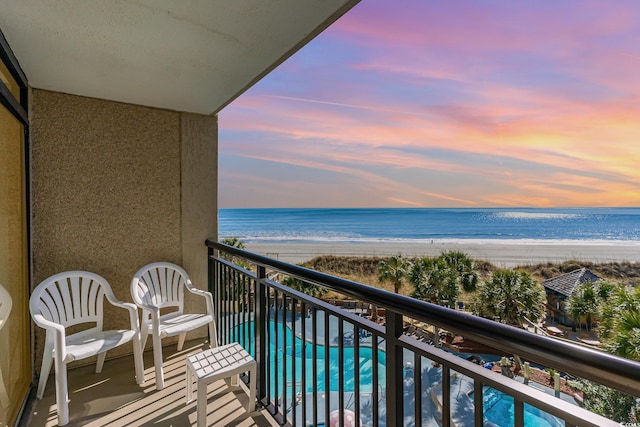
255, 265, 267, 404
386, 309, 404, 426
207, 245, 217, 345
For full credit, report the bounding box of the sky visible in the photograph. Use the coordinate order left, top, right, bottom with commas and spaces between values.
219, 1, 640, 208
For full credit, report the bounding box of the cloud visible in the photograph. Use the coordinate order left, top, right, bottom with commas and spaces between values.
263, 94, 436, 118
218, 1, 640, 208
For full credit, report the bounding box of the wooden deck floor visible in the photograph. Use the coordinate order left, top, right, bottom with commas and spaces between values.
24, 339, 276, 427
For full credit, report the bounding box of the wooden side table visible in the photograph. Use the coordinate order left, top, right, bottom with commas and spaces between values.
186, 343, 256, 427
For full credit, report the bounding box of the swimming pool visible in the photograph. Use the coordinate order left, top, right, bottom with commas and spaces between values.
231, 318, 387, 395
481, 387, 564, 427
233, 318, 567, 427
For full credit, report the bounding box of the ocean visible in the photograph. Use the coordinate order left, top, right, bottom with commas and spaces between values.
219, 207, 640, 244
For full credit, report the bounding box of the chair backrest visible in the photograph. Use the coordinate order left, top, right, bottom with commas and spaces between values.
0, 284, 12, 331
131, 262, 189, 311
30, 271, 110, 328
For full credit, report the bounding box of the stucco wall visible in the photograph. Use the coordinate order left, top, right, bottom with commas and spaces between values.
181, 113, 218, 299
30, 90, 218, 370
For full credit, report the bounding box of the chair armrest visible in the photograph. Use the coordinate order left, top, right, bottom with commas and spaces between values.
32, 313, 66, 335
185, 284, 214, 315
103, 290, 143, 331
31, 313, 67, 359
132, 302, 161, 331
185, 285, 211, 297
133, 301, 160, 317
106, 297, 136, 313
134, 300, 159, 311
106, 299, 141, 332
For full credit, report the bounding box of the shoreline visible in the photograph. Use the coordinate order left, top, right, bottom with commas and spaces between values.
244, 241, 640, 267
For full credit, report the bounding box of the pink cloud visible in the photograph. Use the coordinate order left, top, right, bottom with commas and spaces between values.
220, 1, 640, 207
223, 90, 640, 194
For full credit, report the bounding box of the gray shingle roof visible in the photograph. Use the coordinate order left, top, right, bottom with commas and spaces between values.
541, 268, 602, 297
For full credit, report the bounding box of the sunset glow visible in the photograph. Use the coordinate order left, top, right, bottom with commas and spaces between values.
219, 1, 640, 208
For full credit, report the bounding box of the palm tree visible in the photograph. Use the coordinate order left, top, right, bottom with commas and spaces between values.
566, 282, 599, 331
219, 237, 248, 268
595, 280, 616, 300
409, 257, 459, 305
475, 269, 545, 327
282, 275, 328, 299
221, 237, 245, 250
440, 250, 478, 292
598, 285, 640, 361
570, 283, 640, 420
567, 280, 617, 331
377, 254, 412, 294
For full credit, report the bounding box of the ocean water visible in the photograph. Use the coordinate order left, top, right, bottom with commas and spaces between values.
219, 207, 640, 244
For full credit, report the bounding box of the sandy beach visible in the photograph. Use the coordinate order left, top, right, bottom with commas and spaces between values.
244, 241, 640, 267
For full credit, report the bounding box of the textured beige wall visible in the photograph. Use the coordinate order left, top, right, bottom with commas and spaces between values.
181, 113, 218, 319
31, 90, 185, 367
30, 90, 218, 372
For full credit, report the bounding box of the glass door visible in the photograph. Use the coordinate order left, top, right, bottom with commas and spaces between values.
0, 31, 30, 425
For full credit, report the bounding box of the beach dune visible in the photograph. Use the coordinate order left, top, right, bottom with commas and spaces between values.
244, 241, 640, 267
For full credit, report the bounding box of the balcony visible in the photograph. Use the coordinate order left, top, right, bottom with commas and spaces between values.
26, 340, 272, 427
207, 241, 640, 427
24, 241, 640, 426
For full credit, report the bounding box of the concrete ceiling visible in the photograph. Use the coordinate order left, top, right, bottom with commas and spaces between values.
0, 0, 358, 115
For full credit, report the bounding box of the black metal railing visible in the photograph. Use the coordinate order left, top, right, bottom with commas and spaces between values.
207, 240, 640, 427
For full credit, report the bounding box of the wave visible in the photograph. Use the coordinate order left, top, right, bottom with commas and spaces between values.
220, 208, 640, 243
492, 211, 583, 220
222, 235, 640, 246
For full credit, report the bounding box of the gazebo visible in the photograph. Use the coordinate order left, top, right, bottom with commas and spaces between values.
541, 268, 601, 325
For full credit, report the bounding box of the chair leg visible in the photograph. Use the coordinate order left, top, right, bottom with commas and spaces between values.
0, 365, 9, 408
152, 333, 165, 390
96, 352, 106, 374
177, 332, 186, 351
140, 326, 149, 352
132, 334, 145, 385
197, 379, 207, 427
208, 321, 216, 348
185, 363, 194, 404
248, 364, 256, 413
36, 346, 54, 399
54, 356, 69, 426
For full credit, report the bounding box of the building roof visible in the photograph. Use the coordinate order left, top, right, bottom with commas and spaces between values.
0, 1, 359, 115
541, 268, 602, 297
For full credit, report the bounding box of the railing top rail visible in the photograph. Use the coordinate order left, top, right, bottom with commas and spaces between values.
207, 239, 640, 397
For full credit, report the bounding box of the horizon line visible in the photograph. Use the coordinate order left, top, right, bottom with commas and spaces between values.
219, 206, 640, 210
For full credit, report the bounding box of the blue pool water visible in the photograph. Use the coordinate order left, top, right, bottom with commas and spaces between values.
233, 319, 567, 427
231, 319, 386, 395
481, 387, 563, 427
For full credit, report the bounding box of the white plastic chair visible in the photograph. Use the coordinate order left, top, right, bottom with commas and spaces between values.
130, 262, 216, 390
0, 284, 12, 409
30, 271, 145, 426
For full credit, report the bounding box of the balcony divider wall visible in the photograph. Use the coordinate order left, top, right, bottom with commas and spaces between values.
30, 90, 218, 370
